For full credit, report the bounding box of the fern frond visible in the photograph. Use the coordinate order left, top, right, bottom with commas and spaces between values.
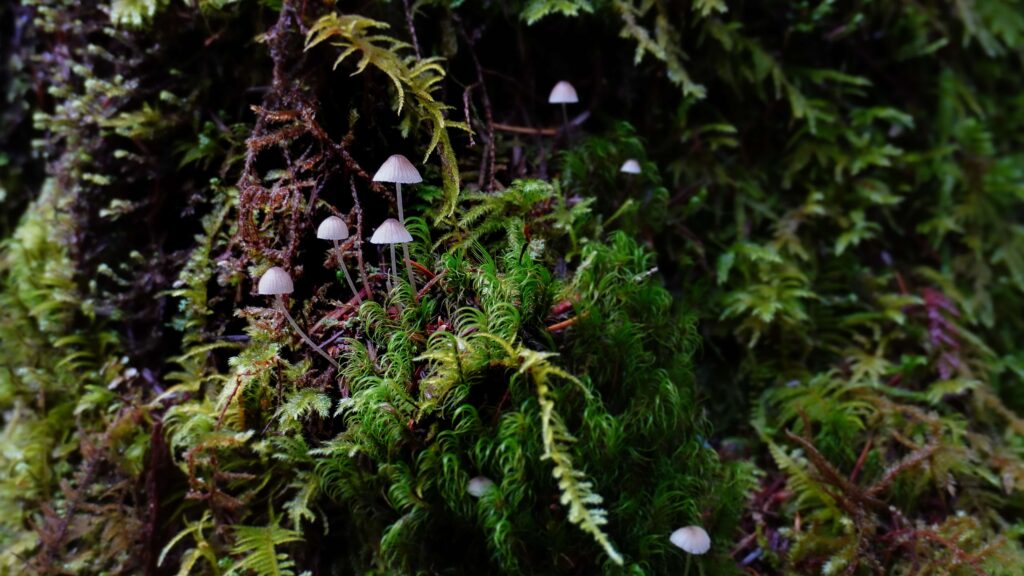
230, 522, 302, 576
305, 12, 465, 220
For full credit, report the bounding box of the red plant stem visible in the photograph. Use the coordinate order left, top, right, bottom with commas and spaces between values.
409, 258, 435, 279
416, 270, 446, 300
216, 375, 243, 428
849, 436, 873, 483
547, 316, 580, 332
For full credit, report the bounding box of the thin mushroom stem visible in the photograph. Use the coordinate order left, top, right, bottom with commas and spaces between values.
561, 103, 570, 143
332, 239, 362, 304
390, 243, 399, 293
396, 182, 405, 222
395, 183, 419, 295
275, 296, 340, 369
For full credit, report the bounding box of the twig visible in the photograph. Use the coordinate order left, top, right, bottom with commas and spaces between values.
547, 315, 582, 332
310, 287, 373, 336
849, 436, 873, 483
882, 527, 988, 576
216, 375, 244, 428
784, 429, 886, 512
463, 82, 478, 147
402, 0, 421, 59
866, 438, 939, 497
349, 176, 372, 299
493, 122, 557, 136
416, 270, 446, 299
41, 450, 98, 570
408, 258, 435, 280
456, 17, 497, 191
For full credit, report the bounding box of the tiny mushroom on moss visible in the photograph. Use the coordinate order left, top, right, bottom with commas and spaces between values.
467, 476, 495, 498
669, 525, 711, 555
548, 80, 579, 104
548, 80, 579, 136
258, 266, 339, 369
620, 158, 642, 174
369, 218, 413, 294
317, 215, 362, 304
373, 154, 422, 293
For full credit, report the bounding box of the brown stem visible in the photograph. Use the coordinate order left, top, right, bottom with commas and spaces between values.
402, 0, 421, 59
547, 316, 580, 332
408, 258, 435, 279
349, 177, 372, 299
416, 270, 446, 299
456, 18, 497, 191
849, 436, 873, 483
492, 122, 557, 136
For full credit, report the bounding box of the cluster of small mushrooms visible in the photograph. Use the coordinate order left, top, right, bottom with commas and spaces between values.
256, 153, 421, 368
256, 81, 708, 560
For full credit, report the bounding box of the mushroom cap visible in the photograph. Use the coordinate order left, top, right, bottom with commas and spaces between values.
548, 80, 579, 104
372, 154, 423, 184
317, 215, 350, 240
258, 266, 294, 296
620, 159, 642, 174
467, 476, 495, 498
669, 526, 711, 555
370, 218, 413, 244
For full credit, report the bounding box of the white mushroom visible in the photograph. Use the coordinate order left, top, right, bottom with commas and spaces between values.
548, 81, 579, 104
317, 216, 362, 304
258, 266, 294, 295
370, 218, 413, 293
548, 80, 579, 137
258, 267, 339, 369
316, 215, 350, 240
370, 218, 413, 244
669, 525, 711, 555
373, 154, 422, 293
467, 476, 495, 498
620, 158, 642, 174
372, 154, 423, 186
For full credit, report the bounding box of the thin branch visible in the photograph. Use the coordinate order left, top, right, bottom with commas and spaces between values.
416, 270, 446, 299
456, 17, 496, 191
493, 122, 557, 136
547, 316, 580, 332
402, 0, 422, 59
349, 176, 372, 299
